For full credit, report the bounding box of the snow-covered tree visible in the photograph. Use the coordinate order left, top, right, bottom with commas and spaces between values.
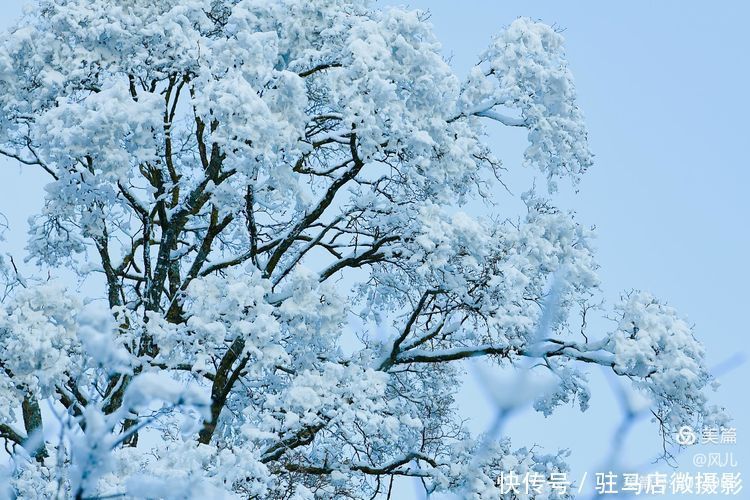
0, 1, 723, 498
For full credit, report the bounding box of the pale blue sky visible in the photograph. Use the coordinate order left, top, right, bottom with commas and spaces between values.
1, 1, 747, 498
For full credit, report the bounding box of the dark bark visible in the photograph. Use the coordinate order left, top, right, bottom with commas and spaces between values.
22, 394, 47, 462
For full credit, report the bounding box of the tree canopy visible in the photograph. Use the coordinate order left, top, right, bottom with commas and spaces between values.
0, 1, 723, 498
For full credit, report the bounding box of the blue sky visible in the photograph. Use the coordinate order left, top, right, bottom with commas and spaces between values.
1, 1, 747, 497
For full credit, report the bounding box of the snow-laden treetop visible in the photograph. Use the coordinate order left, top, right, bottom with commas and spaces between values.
0, 1, 722, 498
